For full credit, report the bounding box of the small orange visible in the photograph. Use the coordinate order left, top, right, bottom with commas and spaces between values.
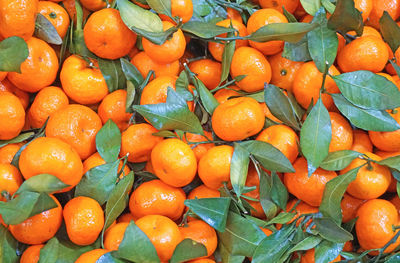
179, 220, 218, 257
0, 78, 29, 110
0, 142, 24, 164
159, 0, 193, 23
300, 249, 341, 263
268, 52, 304, 92
328, 112, 353, 152
211, 97, 265, 141
343, 241, 354, 252
83, 152, 130, 175
367, 0, 400, 29
20, 244, 44, 263
213, 86, 241, 104
182, 131, 214, 162
369, 109, 400, 152
351, 129, 373, 153
140, 75, 177, 105
0, 163, 22, 201
0, 91, 25, 140
341, 194, 366, 223
103, 222, 129, 251
38, 1, 70, 38
0, 72, 6, 82
131, 51, 180, 79
75, 249, 110, 263
189, 59, 222, 90
79, 0, 109, 11
187, 185, 221, 200
98, 89, 133, 131
151, 138, 197, 187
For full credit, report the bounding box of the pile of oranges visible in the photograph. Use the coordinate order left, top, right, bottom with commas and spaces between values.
1, 0, 400, 262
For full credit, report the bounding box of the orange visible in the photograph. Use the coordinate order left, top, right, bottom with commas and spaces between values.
337, 36, 389, 73
188, 259, 216, 263
0, 78, 29, 110
179, 220, 218, 257
84, 8, 137, 59
98, 89, 133, 131
103, 222, 129, 251
19, 137, 83, 191
75, 249, 110, 263
213, 86, 241, 104
256, 124, 299, 163
60, 55, 109, 105
38, 1, 70, 38
188, 59, 222, 90
347, 25, 381, 38
341, 194, 366, 223
198, 145, 233, 190
343, 241, 354, 252
131, 51, 179, 79
328, 112, 353, 152
8, 37, 59, 93
83, 152, 130, 175
159, 0, 193, 23
0, 0, 38, 40
230, 46, 272, 93
142, 21, 186, 64
354, 0, 373, 21
261, 102, 282, 123
293, 62, 340, 110
135, 215, 183, 262
367, 0, 400, 28
259, 0, 300, 13
390, 195, 400, 215
374, 150, 400, 193
211, 97, 265, 141
369, 109, 400, 152
9, 195, 62, 245
129, 179, 186, 220
0, 163, 22, 201
45, 104, 103, 160
246, 8, 288, 56
351, 129, 373, 153
0, 72, 6, 82
120, 123, 163, 163
140, 75, 177, 105
284, 157, 337, 207
20, 244, 44, 263
27, 86, 69, 129
268, 52, 304, 92
300, 249, 341, 263
182, 131, 214, 162
243, 166, 264, 218
151, 138, 197, 187
0, 91, 25, 140
227, 7, 242, 23
187, 185, 221, 200
79, 0, 109, 11
341, 152, 391, 200
118, 213, 136, 223
0, 142, 24, 164
63, 196, 104, 246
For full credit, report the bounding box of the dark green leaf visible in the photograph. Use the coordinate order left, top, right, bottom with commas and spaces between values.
314, 240, 343, 263
287, 235, 322, 254
246, 23, 317, 43
218, 243, 245, 263
34, 13, 62, 45
0, 36, 29, 72
259, 171, 279, 219
191, 0, 228, 23
16, 174, 69, 194
328, 0, 363, 35
314, 217, 353, 243
193, 77, 219, 115
170, 239, 208, 263
130, 25, 178, 45
125, 81, 136, 113
321, 0, 336, 14
282, 35, 312, 62
98, 58, 126, 93
320, 150, 362, 171
38, 237, 59, 263
379, 155, 400, 171
52, 239, 97, 263
176, 71, 189, 90
270, 172, 288, 210
96, 120, 121, 163
220, 34, 236, 84
282, 7, 297, 23
265, 212, 296, 225
0, 132, 34, 148
0, 224, 18, 263
146, 0, 172, 17
182, 21, 235, 39
69, 1, 94, 58
0, 191, 40, 225
117, 0, 163, 32
120, 58, 144, 87
29, 193, 58, 218
300, 0, 321, 15
230, 143, 250, 198
380, 11, 400, 53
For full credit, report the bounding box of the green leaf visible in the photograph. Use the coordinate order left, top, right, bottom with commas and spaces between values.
146, 0, 172, 17
96, 120, 122, 163
380, 11, 400, 53
320, 150, 362, 171
69, 1, 94, 58
259, 171, 279, 219
328, 0, 364, 35
192, 77, 219, 115
332, 93, 400, 132
321, 0, 335, 14
287, 235, 322, 254
125, 81, 136, 113
332, 71, 400, 110
246, 23, 317, 43
16, 174, 69, 194
0, 131, 33, 148
300, 0, 322, 15
184, 197, 231, 232
117, 0, 163, 32
218, 243, 245, 263
114, 221, 160, 263
0, 191, 40, 225
50, 239, 97, 263
130, 25, 178, 45
220, 32, 236, 84
230, 143, 250, 198
29, 193, 58, 219
191, 0, 228, 23
270, 172, 288, 210
282, 7, 298, 23
265, 212, 296, 225
120, 58, 144, 88
314, 240, 343, 263
38, 237, 59, 263
98, 58, 126, 93
34, 13, 62, 45
170, 239, 208, 263
379, 155, 400, 171
0, 224, 18, 263
307, 8, 338, 73
182, 21, 235, 39
319, 166, 361, 224
0, 36, 29, 72
75, 160, 120, 205
241, 141, 295, 173
282, 35, 312, 62
314, 217, 353, 243
300, 98, 332, 176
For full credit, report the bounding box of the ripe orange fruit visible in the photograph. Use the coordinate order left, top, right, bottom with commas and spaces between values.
84, 8, 137, 59
328, 112, 353, 152
246, 8, 288, 56
243, 166, 264, 218
188, 59, 222, 90
118, 213, 136, 223
256, 124, 299, 163
341, 152, 391, 200
129, 179, 186, 220
182, 131, 214, 162
347, 25, 381, 38
187, 185, 221, 200
300, 248, 341, 263
8, 37, 58, 93
20, 244, 44, 263
284, 157, 337, 207
151, 138, 197, 187
259, 0, 300, 13
79, 0, 108, 11
142, 21, 186, 64
230, 46, 272, 93
83, 152, 130, 175
131, 51, 180, 79
0, 0, 38, 40
354, 0, 373, 21
19, 137, 83, 191
375, 150, 400, 192
75, 249, 110, 263
390, 195, 400, 215
159, 0, 193, 23
63, 196, 104, 246
135, 215, 183, 262
293, 61, 340, 110
0, 142, 24, 164
0, 72, 6, 82
0, 91, 25, 140
60, 55, 108, 105
140, 75, 177, 105
120, 123, 163, 163
369, 109, 400, 152
367, 0, 400, 28
45, 104, 103, 160
213, 86, 241, 104
188, 259, 216, 263
9, 195, 62, 245
351, 129, 373, 153
0, 163, 22, 201
198, 145, 233, 190
227, 7, 242, 23
179, 220, 218, 257
98, 89, 133, 131
27, 86, 69, 129
341, 193, 366, 223
261, 102, 282, 123
268, 52, 304, 92
38, 1, 70, 38
103, 222, 129, 251
0, 78, 29, 110
211, 97, 264, 141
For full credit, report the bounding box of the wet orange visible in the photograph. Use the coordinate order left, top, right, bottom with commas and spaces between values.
140, 75, 177, 105
159, 0, 193, 23
38, 1, 70, 38
351, 129, 373, 153
103, 222, 129, 251
0, 143, 24, 164
213, 86, 241, 104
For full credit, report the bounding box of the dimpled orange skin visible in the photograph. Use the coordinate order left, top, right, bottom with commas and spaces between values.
27, 86, 69, 129
341, 194, 366, 223
244, 166, 265, 218
8, 37, 59, 93
259, 0, 300, 13
198, 145, 233, 190
0, 163, 22, 201
0, 78, 30, 110
369, 109, 400, 152
284, 157, 337, 207
300, 248, 341, 263
131, 51, 180, 79
120, 123, 163, 163
129, 179, 186, 221
84, 8, 137, 59
103, 222, 129, 251
293, 62, 340, 110
159, 0, 193, 23
142, 21, 186, 64
60, 55, 109, 105
246, 9, 288, 56
179, 220, 218, 257
230, 46, 272, 93
140, 75, 177, 105
20, 244, 44, 263
98, 90, 133, 131
135, 215, 183, 262
268, 52, 304, 92
9, 195, 62, 245
351, 129, 373, 153
329, 112, 353, 152
211, 97, 265, 141
182, 131, 214, 162
75, 249, 110, 263
256, 124, 299, 163
45, 104, 103, 160
367, 0, 400, 28
337, 36, 389, 73
341, 152, 391, 200
188, 59, 222, 90
38, 1, 70, 38
0, 0, 38, 40
19, 137, 83, 191
0, 143, 24, 164
0, 91, 25, 140
63, 196, 105, 246
83, 152, 131, 176
151, 138, 197, 187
